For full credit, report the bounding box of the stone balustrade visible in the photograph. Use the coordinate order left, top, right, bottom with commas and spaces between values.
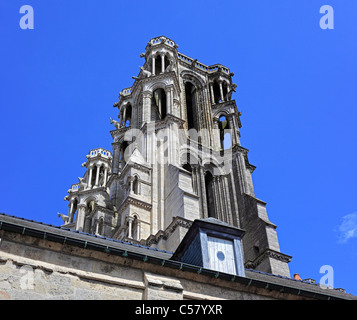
88, 148, 112, 159
177, 53, 230, 75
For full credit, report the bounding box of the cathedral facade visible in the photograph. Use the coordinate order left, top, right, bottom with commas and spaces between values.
60, 36, 291, 278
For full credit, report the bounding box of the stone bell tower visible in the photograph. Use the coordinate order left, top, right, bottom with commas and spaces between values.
60, 36, 291, 277
60, 148, 116, 236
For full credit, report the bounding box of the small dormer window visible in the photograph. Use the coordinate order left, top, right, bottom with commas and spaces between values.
172, 218, 246, 277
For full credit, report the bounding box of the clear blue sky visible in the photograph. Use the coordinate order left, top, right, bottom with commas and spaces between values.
1, 0, 356, 295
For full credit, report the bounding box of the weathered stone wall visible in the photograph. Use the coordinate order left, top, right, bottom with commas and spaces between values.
0, 229, 352, 300
0, 230, 279, 300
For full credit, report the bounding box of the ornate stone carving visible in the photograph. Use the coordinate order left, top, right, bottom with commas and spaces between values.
78, 177, 87, 189
57, 212, 69, 224
117, 196, 152, 216
165, 58, 175, 73
110, 117, 123, 130
144, 217, 193, 247
139, 66, 152, 78
245, 249, 292, 270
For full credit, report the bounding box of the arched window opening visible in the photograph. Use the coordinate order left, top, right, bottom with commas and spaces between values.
154, 54, 170, 74
155, 55, 162, 75
133, 176, 139, 195
124, 104, 132, 127
152, 88, 167, 120
91, 166, 97, 188
212, 81, 221, 104
205, 171, 216, 218
87, 200, 95, 214
218, 116, 232, 150
164, 55, 170, 71
120, 141, 129, 169
222, 82, 228, 101
185, 82, 199, 132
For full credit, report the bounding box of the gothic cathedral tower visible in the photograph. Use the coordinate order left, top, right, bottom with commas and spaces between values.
60, 36, 291, 277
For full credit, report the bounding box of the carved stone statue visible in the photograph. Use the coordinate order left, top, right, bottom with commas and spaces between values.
78, 177, 87, 189
165, 58, 175, 73
139, 66, 152, 78
99, 172, 105, 186
58, 212, 69, 224
110, 117, 122, 130
225, 83, 237, 101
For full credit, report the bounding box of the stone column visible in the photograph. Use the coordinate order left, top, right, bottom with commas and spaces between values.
157, 90, 162, 116
165, 85, 174, 115
95, 220, 99, 235
229, 170, 240, 227
237, 152, 249, 195
152, 56, 156, 75
87, 166, 93, 189
219, 81, 225, 103
232, 115, 241, 145
143, 91, 152, 124
76, 204, 86, 232
95, 164, 101, 187
161, 54, 165, 73
135, 220, 140, 240
68, 201, 74, 223
222, 175, 233, 224
210, 83, 215, 105
226, 84, 231, 101
199, 167, 208, 218
128, 216, 134, 239
123, 107, 127, 126
212, 117, 221, 150
214, 176, 223, 221
129, 177, 134, 193
103, 167, 108, 186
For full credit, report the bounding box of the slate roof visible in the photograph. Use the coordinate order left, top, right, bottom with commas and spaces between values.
0, 213, 173, 260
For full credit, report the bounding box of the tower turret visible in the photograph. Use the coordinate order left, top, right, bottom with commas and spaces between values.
60, 148, 115, 236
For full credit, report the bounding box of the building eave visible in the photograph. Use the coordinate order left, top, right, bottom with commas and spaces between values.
0, 213, 355, 301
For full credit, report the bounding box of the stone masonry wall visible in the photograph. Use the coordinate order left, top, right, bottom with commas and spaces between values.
0, 229, 334, 300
